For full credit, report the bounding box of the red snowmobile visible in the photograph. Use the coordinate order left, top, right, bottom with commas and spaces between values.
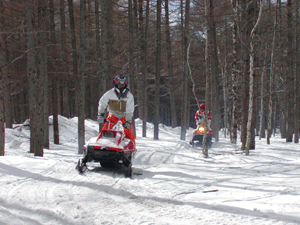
76, 121, 136, 178
189, 125, 213, 148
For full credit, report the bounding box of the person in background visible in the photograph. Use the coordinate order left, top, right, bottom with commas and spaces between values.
195, 104, 212, 132
97, 74, 135, 144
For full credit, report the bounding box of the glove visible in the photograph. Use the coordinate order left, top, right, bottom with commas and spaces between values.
123, 121, 131, 129
97, 113, 105, 124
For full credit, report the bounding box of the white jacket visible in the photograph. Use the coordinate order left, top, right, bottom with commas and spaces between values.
98, 88, 134, 121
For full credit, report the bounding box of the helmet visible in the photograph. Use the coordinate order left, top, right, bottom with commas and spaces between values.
199, 104, 205, 109
113, 74, 128, 94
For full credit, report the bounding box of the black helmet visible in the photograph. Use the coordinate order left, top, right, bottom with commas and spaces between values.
113, 74, 128, 94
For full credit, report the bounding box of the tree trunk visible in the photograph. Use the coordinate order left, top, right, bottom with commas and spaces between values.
294, 0, 299, 143
35, 0, 48, 156
142, 0, 150, 137
94, 0, 101, 121
68, 0, 78, 117
209, 0, 220, 142
203, 0, 211, 157
137, 0, 144, 121
25, 0, 37, 154
154, 0, 162, 140
246, 0, 262, 155
78, 0, 87, 154
267, 2, 278, 145
165, 0, 177, 128
180, 0, 190, 141
259, 58, 266, 140
0, 0, 5, 156
231, 0, 238, 144
50, 0, 59, 144
286, 0, 294, 142
60, 0, 70, 118
240, 0, 251, 150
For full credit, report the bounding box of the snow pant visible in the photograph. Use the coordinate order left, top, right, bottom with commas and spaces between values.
102, 114, 136, 144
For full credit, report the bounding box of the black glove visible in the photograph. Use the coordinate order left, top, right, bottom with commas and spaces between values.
123, 121, 131, 129
97, 113, 105, 124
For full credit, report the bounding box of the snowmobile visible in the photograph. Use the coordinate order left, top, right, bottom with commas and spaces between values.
189, 124, 213, 148
76, 120, 136, 178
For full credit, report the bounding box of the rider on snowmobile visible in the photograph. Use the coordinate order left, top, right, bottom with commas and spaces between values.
195, 104, 212, 133
97, 74, 135, 144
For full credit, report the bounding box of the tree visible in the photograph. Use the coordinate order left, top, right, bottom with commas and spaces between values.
68, 0, 79, 117
165, 0, 177, 128
36, 0, 48, 156
267, 1, 278, 145
49, 0, 59, 144
209, 0, 220, 143
77, 0, 87, 154
60, 0, 70, 118
230, 0, 239, 144
180, 0, 190, 141
286, 0, 294, 142
154, 0, 162, 140
142, 0, 150, 137
25, 0, 37, 154
295, 0, 300, 143
0, 0, 5, 156
246, 0, 263, 155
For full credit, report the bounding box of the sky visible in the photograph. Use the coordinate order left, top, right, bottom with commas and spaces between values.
0, 115, 300, 225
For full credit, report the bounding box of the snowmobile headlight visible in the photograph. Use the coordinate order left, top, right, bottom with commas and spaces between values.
199, 127, 205, 132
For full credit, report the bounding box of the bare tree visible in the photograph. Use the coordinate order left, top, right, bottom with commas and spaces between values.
39, 0, 49, 150
78, 0, 87, 154
68, 0, 79, 117
294, 0, 299, 143
25, 0, 38, 154
203, 0, 211, 157
286, 0, 294, 142
34, 0, 48, 156
246, 0, 263, 155
60, 0, 70, 118
267, 1, 278, 145
49, 0, 59, 144
154, 0, 162, 140
231, 0, 238, 144
0, 0, 5, 156
259, 57, 267, 140
142, 0, 150, 137
180, 0, 190, 141
165, 0, 177, 128
209, 0, 220, 142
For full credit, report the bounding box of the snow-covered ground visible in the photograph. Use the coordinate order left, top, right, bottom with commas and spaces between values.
1, 115, 300, 225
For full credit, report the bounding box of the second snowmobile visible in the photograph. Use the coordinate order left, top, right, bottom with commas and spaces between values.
189, 125, 213, 148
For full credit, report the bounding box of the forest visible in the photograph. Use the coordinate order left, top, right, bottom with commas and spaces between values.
0, 0, 299, 157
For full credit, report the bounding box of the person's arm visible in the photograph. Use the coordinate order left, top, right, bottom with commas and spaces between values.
125, 93, 134, 122
98, 91, 110, 115
195, 111, 199, 121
